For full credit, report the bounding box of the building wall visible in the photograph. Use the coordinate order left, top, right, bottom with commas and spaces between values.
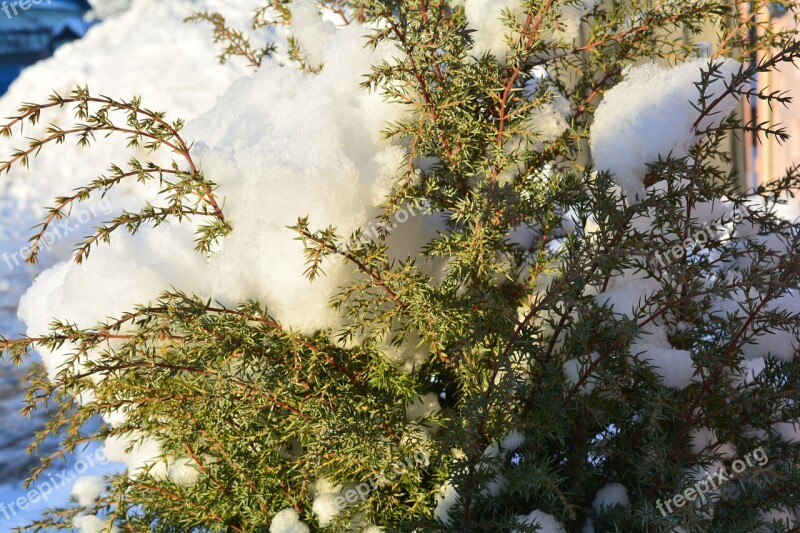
750, 8, 800, 188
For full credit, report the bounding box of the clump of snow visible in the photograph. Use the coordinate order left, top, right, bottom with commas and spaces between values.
168, 457, 200, 486
732, 357, 766, 386
524, 95, 571, 148
434, 482, 459, 525
18, 224, 205, 381
690, 427, 736, 459
102, 432, 166, 480
501, 429, 525, 451
270, 508, 311, 533
71, 476, 104, 507
460, 0, 523, 58
515, 70, 572, 156
711, 288, 800, 361
9, 0, 265, 381
481, 429, 526, 497
460, 0, 598, 58
590, 58, 742, 199
595, 269, 662, 319
592, 482, 630, 512
312, 494, 340, 527
381, 333, 431, 374
760, 506, 797, 531
515, 509, 566, 533
184, 24, 405, 333
18, 19, 410, 377
631, 323, 695, 389
549, 0, 600, 44
289, 0, 336, 68
773, 421, 800, 444
312, 478, 343, 527
72, 514, 119, 533
406, 392, 442, 438
563, 352, 599, 394
406, 392, 442, 421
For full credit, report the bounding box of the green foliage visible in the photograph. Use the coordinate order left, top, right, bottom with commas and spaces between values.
2, 1, 800, 532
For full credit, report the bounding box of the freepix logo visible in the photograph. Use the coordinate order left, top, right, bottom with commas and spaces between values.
0, 447, 109, 522
2, 198, 113, 271
655, 447, 769, 517
2, 0, 53, 19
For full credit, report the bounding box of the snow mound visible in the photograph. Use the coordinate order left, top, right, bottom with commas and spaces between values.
184, 24, 405, 332
590, 58, 741, 199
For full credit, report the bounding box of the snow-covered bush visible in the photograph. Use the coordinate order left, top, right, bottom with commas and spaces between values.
2, 1, 800, 531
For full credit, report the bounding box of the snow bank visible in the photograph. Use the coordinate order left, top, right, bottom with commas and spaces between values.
590, 58, 742, 199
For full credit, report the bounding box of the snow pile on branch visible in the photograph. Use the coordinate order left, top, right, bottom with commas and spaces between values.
631, 323, 695, 389
595, 269, 661, 319
460, 0, 598, 58
185, 24, 404, 332
514, 509, 566, 533
519, 67, 572, 152
460, 0, 522, 58
590, 58, 742, 199
72, 514, 118, 533
592, 482, 630, 512
289, 0, 336, 67
434, 482, 459, 524
711, 289, 800, 361
550, 0, 600, 44
270, 508, 311, 533
18, 224, 206, 380
71, 476, 104, 506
